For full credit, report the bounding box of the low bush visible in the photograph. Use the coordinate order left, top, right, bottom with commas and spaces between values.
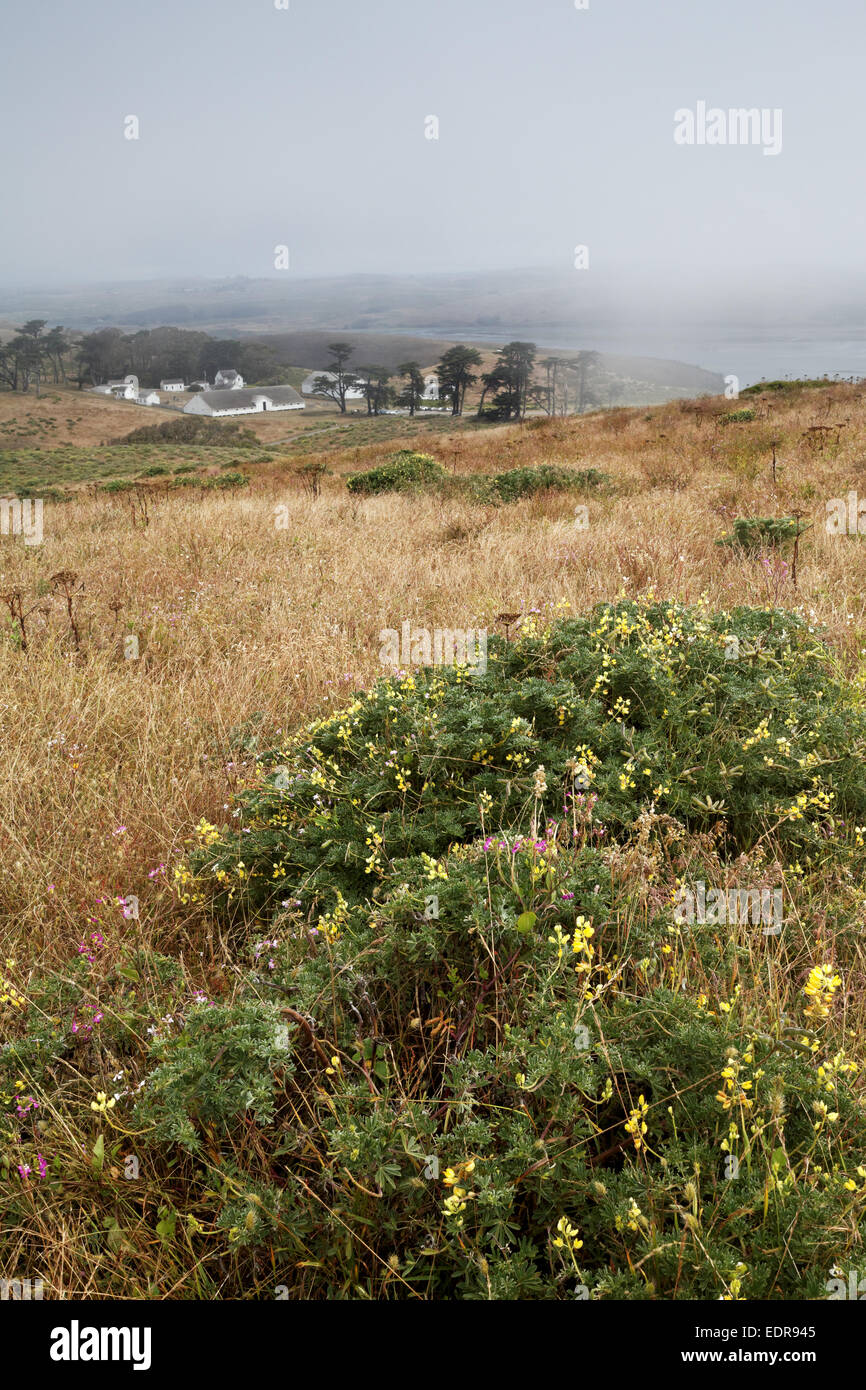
131, 598, 866, 1297
489, 464, 611, 502
717, 517, 812, 552
740, 379, 835, 396
204, 471, 249, 491
345, 450, 446, 495
115, 416, 261, 447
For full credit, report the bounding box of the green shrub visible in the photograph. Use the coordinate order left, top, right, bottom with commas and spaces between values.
719, 409, 756, 424
717, 516, 812, 552
741, 379, 834, 396
115, 416, 261, 447
15, 485, 70, 502
183, 600, 865, 912
135, 1000, 291, 1151
489, 464, 611, 502
203, 471, 249, 491
345, 450, 446, 495
142, 599, 866, 1296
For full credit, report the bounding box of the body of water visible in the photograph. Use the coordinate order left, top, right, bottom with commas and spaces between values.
404, 324, 866, 388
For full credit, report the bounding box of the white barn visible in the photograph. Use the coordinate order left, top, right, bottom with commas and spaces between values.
214, 369, 244, 389
105, 374, 139, 400
183, 386, 305, 417
160, 379, 185, 392
137, 390, 160, 406
301, 370, 367, 400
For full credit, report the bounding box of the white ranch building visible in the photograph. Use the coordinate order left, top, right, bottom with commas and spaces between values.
137, 390, 160, 406
183, 386, 305, 417
92, 374, 139, 399
160, 379, 186, 392
300, 370, 438, 402
214, 368, 244, 389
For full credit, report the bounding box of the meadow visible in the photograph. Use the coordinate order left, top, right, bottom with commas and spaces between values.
3, 379, 866, 1300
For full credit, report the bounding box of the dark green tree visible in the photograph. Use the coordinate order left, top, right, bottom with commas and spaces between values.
75, 328, 127, 388
436, 345, 483, 416
311, 342, 358, 413
569, 351, 602, 414
478, 342, 537, 420
356, 366, 393, 416
396, 361, 426, 416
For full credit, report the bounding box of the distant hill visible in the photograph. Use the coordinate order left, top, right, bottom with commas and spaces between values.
0, 272, 724, 405
250, 330, 722, 403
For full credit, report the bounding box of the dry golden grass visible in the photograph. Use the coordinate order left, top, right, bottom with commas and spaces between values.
3, 383, 866, 979
4, 378, 866, 1300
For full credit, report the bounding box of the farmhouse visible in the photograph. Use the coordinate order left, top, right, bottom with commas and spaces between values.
214, 368, 244, 389
137, 390, 160, 406
301, 370, 368, 400
98, 374, 139, 399
183, 386, 305, 417
160, 379, 185, 392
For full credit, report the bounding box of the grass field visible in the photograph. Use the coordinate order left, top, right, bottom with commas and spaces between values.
0, 385, 495, 492
3, 379, 866, 1300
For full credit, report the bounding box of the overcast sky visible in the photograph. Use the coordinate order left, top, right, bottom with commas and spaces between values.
2, 0, 864, 310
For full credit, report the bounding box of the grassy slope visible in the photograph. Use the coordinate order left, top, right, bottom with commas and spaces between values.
2, 379, 866, 1298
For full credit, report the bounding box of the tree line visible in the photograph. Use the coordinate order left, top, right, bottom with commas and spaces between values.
311, 341, 607, 418
0, 322, 610, 417
0, 322, 286, 393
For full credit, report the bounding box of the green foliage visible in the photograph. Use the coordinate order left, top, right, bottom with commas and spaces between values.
183, 600, 866, 916
720, 408, 757, 424
488, 464, 611, 502
717, 516, 812, 552
740, 379, 835, 396
345, 450, 446, 495
116, 416, 261, 447
345, 454, 610, 504
135, 1000, 291, 1151
203, 471, 249, 491
0, 444, 269, 492
137, 599, 866, 1296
